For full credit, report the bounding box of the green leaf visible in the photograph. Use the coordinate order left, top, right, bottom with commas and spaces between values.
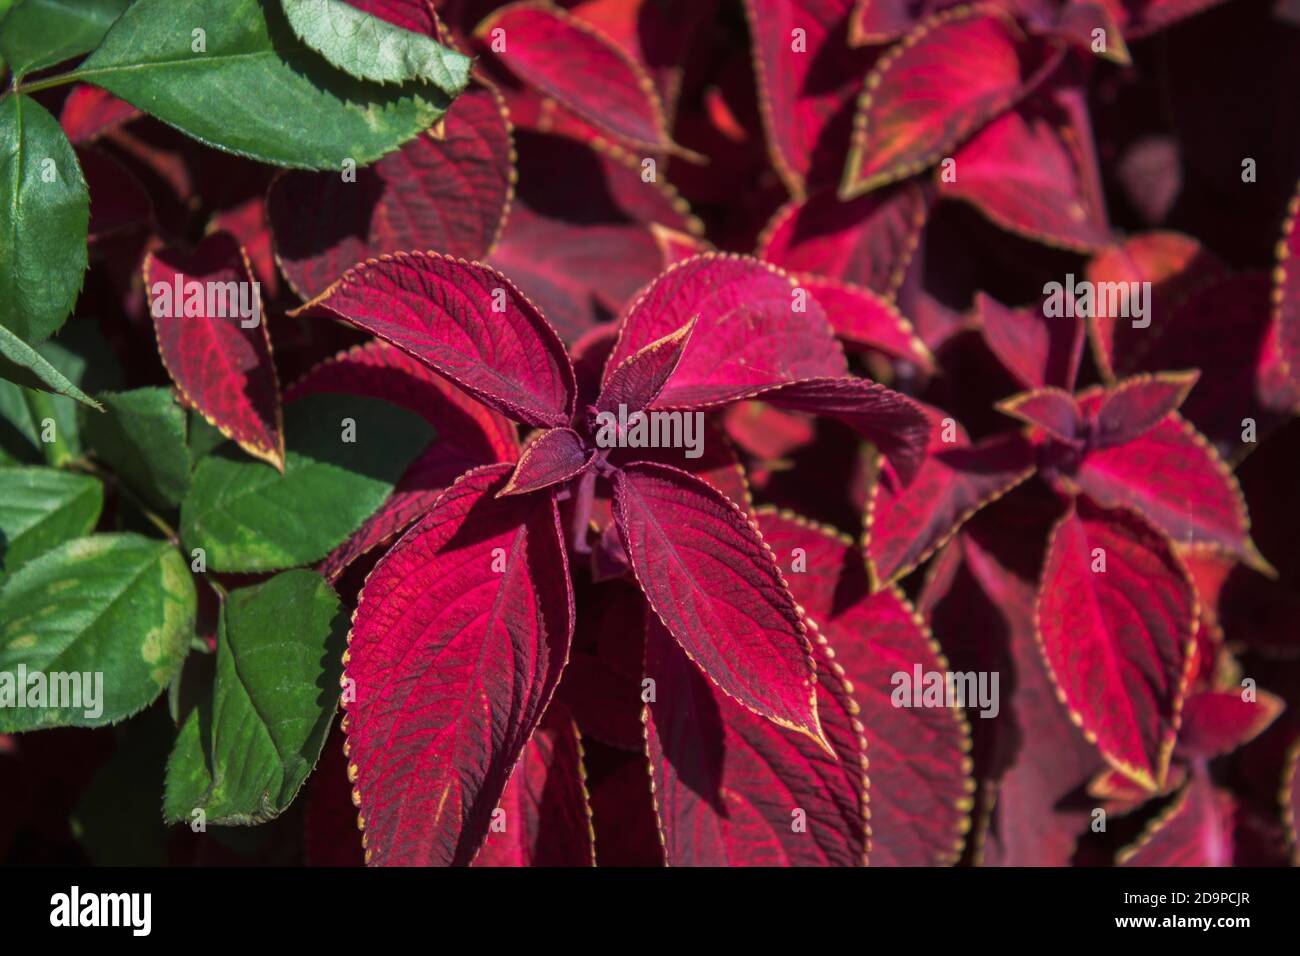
80, 387, 190, 509
0, 322, 101, 412
0, 95, 90, 344
0, 533, 196, 731
163, 569, 346, 825
0, 466, 103, 579
180, 393, 433, 572
68, 0, 459, 169
186, 408, 225, 467
0, 0, 130, 81
280, 0, 470, 88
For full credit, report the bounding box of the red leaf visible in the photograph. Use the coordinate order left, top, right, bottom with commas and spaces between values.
976, 292, 1084, 391
1275, 178, 1300, 390
471, 702, 595, 866
500, 427, 592, 496
996, 386, 1083, 445
840, 6, 1036, 197
723, 401, 817, 460
212, 196, 280, 301
477, 1, 672, 152
144, 232, 284, 468
757, 510, 973, 865
344, 464, 574, 866
611, 462, 826, 746
287, 342, 520, 579
803, 277, 934, 371
744, 0, 877, 195
555, 652, 643, 749
940, 106, 1109, 251
268, 85, 513, 300
604, 254, 846, 409
349, 0, 438, 31
294, 252, 576, 428
1073, 392, 1262, 567
78, 145, 152, 241
1090, 370, 1199, 448
59, 85, 139, 143
864, 404, 1034, 588
1037, 499, 1196, 790
1175, 690, 1284, 759
595, 318, 696, 413
1050, 2, 1131, 64
849, 0, 956, 44
759, 182, 929, 299
1118, 766, 1236, 866
643, 615, 868, 865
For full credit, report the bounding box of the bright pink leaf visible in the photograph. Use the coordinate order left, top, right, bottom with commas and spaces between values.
611, 462, 826, 746
268, 85, 513, 300
803, 277, 934, 370
1175, 690, 1284, 759
976, 292, 1084, 391
1118, 767, 1236, 866
643, 615, 868, 865
295, 252, 576, 428
145, 232, 284, 468
758, 510, 973, 865
59, 85, 139, 143
476, 1, 672, 152
500, 427, 592, 496
344, 464, 573, 866
471, 702, 595, 866
1037, 498, 1196, 791
1090, 370, 1199, 448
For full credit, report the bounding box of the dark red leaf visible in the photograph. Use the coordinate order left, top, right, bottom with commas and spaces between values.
595, 317, 696, 413
976, 291, 1084, 391
500, 427, 592, 496
1118, 766, 1236, 866
59, 85, 139, 144
1090, 370, 1199, 448
803, 277, 934, 370
1175, 690, 1284, 759
996, 386, 1083, 445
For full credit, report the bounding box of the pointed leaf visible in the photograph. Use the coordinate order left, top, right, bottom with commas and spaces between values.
268, 85, 513, 300
804, 278, 934, 371
1091, 371, 1199, 448
1037, 499, 1196, 790
1118, 769, 1236, 866
78, 388, 190, 510
0, 322, 101, 410
1175, 690, 1284, 759
643, 615, 868, 865
595, 318, 696, 412
996, 386, 1082, 445
296, 252, 575, 427
0, 467, 102, 581
976, 291, 1084, 391
500, 427, 591, 496
146, 232, 284, 469
612, 462, 824, 744
59, 85, 139, 144
344, 464, 573, 866
0, 0, 129, 80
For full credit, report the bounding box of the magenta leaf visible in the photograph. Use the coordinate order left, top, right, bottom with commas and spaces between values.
268, 85, 513, 300
865, 404, 1034, 588
145, 232, 284, 469
604, 254, 846, 408
595, 317, 696, 413
1118, 767, 1236, 866
611, 462, 827, 746
643, 614, 868, 865
758, 510, 973, 865
1037, 498, 1196, 791
294, 252, 576, 428
343, 464, 573, 866
286, 342, 520, 579
803, 277, 934, 371
499, 427, 592, 496
59, 85, 139, 143
1275, 178, 1300, 389
471, 702, 595, 866
1175, 690, 1284, 760
1090, 370, 1199, 448
977, 292, 1084, 391
996, 386, 1083, 445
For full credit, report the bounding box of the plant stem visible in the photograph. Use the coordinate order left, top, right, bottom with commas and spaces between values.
12, 69, 82, 96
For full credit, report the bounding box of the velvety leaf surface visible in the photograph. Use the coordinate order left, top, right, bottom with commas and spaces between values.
803, 277, 933, 370
1175, 690, 1284, 759
0, 0, 129, 80
1118, 767, 1235, 866
1073, 394, 1258, 566
1037, 499, 1195, 790
78, 388, 190, 510
758, 510, 972, 865
643, 615, 868, 865
1091, 371, 1198, 448
841, 6, 1031, 197
343, 464, 573, 866
997, 386, 1082, 445
0, 95, 89, 345
472, 702, 595, 866
612, 462, 824, 744
759, 183, 928, 299
180, 394, 433, 572
70, 0, 456, 169
268, 85, 513, 300
477, 1, 670, 151
606, 255, 846, 409
164, 570, 347, 824
281, 0, 471, 87
864, 405, 1034, 588
500, 427, 591, 496
976, 292, 1084, 390
0, 534, 194, 731
296, 252, 575, 428
940, 107, 1108, 251
286, 342, 518, 578
146, 232, 284, 469
0, 467, 102, 581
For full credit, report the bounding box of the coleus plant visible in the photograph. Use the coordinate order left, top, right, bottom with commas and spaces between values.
2, 0, 1300, 870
